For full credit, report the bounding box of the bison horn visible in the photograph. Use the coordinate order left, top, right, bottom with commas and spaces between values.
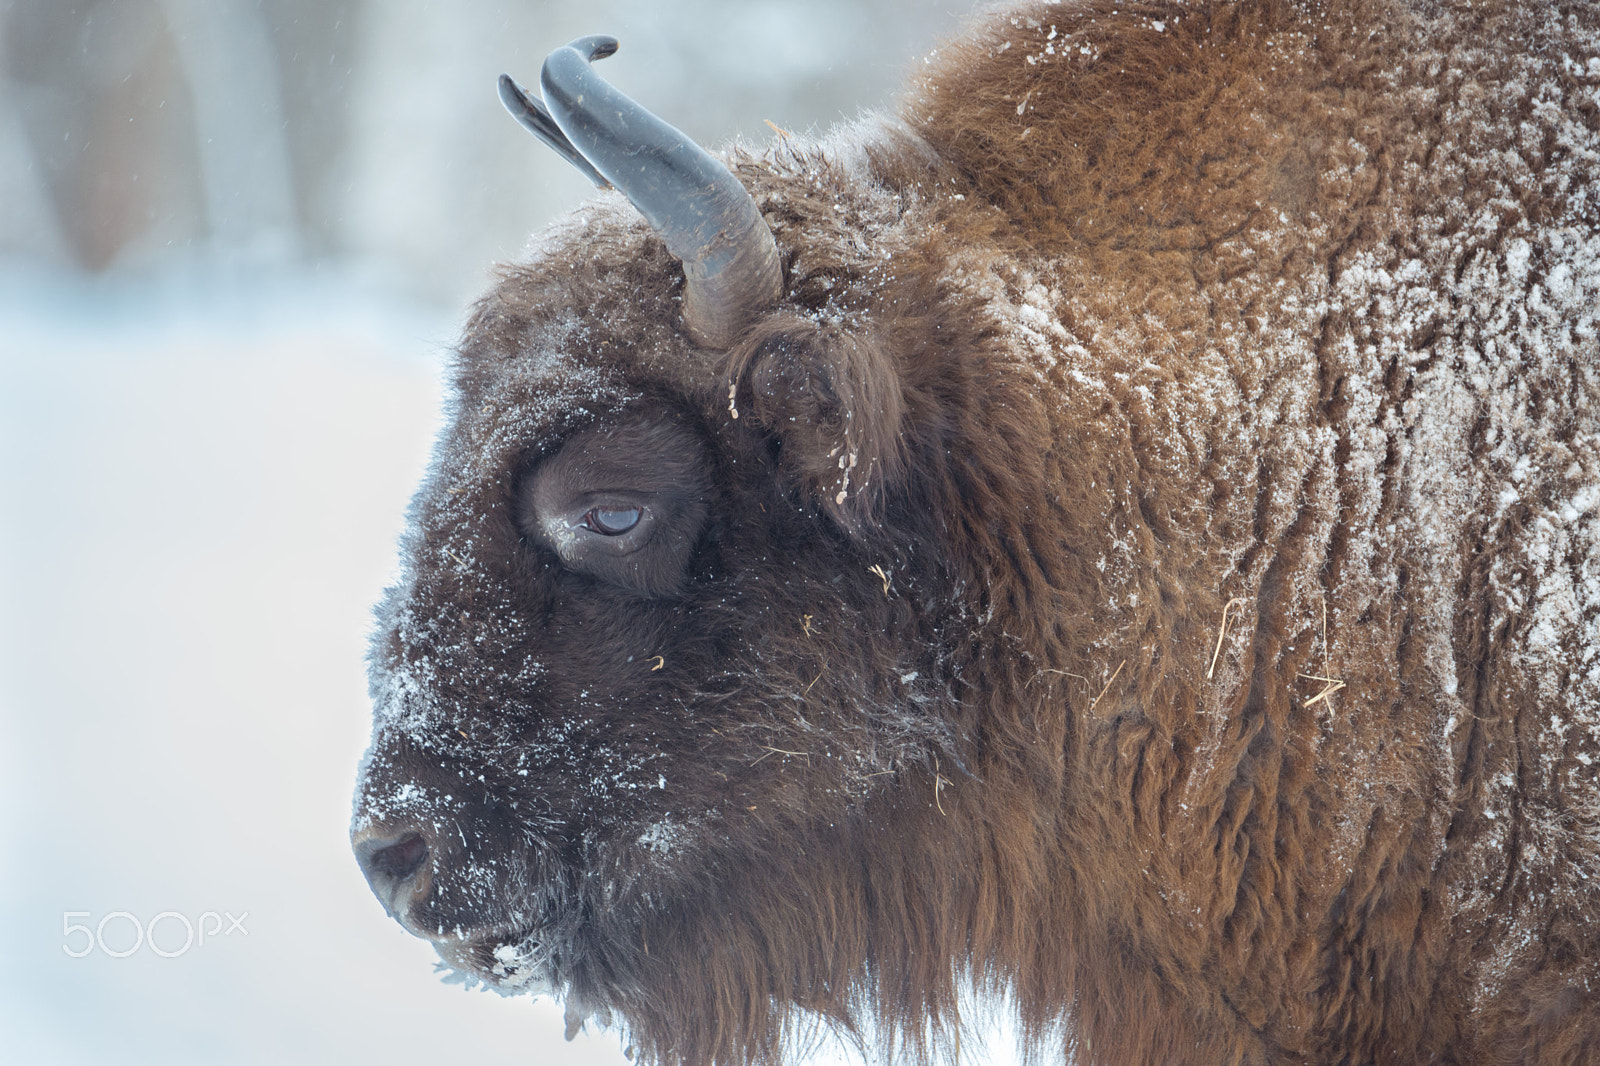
499, 36, 782, 350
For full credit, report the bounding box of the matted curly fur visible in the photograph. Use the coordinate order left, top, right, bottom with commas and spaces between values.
352, 1, 1600, 1063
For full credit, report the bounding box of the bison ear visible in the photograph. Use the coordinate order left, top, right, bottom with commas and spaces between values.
727, 314, 904, 534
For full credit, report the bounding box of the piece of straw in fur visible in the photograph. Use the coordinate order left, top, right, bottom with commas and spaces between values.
1208, 597, 1247, 680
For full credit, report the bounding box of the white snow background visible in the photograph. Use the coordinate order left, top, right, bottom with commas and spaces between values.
0, 2, 1026, 1063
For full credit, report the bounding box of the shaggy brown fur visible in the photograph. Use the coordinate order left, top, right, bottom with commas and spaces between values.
352, 2, 1600, 1064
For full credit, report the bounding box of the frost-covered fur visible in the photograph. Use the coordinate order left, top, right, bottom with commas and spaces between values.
353, 2, 1600, 1064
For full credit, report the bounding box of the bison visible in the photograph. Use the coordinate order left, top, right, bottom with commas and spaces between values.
351, 1, 1600, 1063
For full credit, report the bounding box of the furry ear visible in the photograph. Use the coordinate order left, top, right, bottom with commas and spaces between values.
726, 314, 904, 534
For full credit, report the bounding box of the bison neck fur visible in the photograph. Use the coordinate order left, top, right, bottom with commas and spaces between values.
354, 1, 1600, 1064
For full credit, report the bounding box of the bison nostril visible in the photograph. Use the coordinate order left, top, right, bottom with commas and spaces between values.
354, 831, 431, 918
371, 833, 429, 880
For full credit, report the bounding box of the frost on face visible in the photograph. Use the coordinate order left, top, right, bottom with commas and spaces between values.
635, 819, 682, 856
366, 310, 636, 752
350, 778, 432, 837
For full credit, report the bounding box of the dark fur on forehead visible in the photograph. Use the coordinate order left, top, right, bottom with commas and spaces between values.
520, 407, 714, 504
456, 197, 702, 404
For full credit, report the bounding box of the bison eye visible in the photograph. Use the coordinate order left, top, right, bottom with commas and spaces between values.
520, 408, 713, 598
581, 506, 643, 536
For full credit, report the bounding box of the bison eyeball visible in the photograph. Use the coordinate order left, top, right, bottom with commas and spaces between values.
582, 506, 643, 536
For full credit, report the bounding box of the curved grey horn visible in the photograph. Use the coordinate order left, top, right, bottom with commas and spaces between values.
500, 35, 781, 350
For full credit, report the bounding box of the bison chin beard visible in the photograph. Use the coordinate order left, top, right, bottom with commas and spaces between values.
432, 926, 556, 995
396, 880, 572, 1002
395, 820, 708, 1033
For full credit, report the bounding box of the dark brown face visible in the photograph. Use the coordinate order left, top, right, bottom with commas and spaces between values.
352, 396, 736, 995
349, 259, 965, 1010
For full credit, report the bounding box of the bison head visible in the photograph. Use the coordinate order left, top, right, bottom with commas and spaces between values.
351, 34, 1045, 1065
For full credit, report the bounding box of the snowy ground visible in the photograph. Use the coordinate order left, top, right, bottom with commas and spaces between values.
0, 266, 1024, 1066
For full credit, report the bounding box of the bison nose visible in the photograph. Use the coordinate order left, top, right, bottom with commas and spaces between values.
353, 828, 432, 919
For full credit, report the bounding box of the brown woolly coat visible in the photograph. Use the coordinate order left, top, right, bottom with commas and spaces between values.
353, 2, 1600, 1064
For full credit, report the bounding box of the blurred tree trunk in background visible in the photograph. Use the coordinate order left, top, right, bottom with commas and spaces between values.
3, 0, 205, 269
159, 0, 300, 263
